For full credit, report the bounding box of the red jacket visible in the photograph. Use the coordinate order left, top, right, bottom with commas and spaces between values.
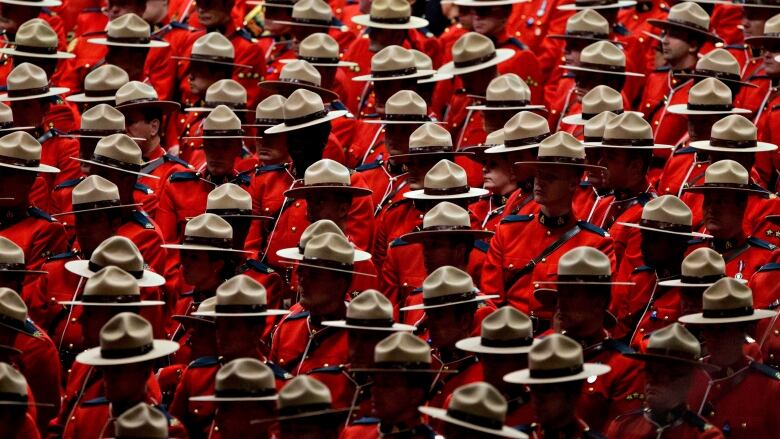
426, 354, 483, 409
606, 408, 725, 439
340, 418, 437, 439
62, 396, 187, 439
138, 146, 194, 198
0, 207, 67, 273
12, 319, 62, 430
639, 70, 692, 151
590, 189, 656, 271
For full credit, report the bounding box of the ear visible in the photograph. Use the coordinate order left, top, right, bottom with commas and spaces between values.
149, 118, 161, 138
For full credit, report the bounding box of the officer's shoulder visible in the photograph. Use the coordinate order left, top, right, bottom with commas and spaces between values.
28, 207, 56, 222
82, 396, 110, 407
255, 163, 287, 174
409, 287, 423, 296
602, 338, 634, 354
244, 259, 275, 274
169, 171, 200, 182
687, 237, 706, 246
750, 360, 780, 380
355, 158, 383, 172
611, 409, 645, 423
266, 361, 294, 380
188, 356, 219, 369
637, 192, 654, 206
169, 20, 192, 31
234, 170, 252, 186
46, 250, 78, 261
234, 26, 255, 42
163, 153, 193, 169
577, 221, 608, 237
390, 238, 410, 248
307, 364, 347, 374
758, 262, 780, 273
504, 37, 527, 51
748, 237, 777, 251
130, 210, 156, 230
632, 265, 654, 274
501, 213, 534, 224
673, 146, 697, 155
579, 180, 592, 188
654, 65, 672, 73
134, 182, 154, 195
473, 239, 490, 253
352, 416, 380, 425
53, 178, 83, 190
682, 410, 718, 432
283, 310, 310, 322
612, 23, 630, 36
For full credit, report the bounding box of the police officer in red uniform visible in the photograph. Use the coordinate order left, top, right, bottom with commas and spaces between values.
0, 362, 48, 439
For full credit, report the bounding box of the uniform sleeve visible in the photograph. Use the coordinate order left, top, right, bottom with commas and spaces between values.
481, 224, 507, 306
28, 222, 67, 272
155, 179, 181, 244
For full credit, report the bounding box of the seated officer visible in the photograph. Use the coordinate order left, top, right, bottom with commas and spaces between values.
0, 362, 49, 438
272, 375, 350, 439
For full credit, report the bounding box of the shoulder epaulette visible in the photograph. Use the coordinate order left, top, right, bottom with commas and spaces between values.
256, 163, 286, 174
577, 221, 608, 237
612, 23, 630, 36
131, 210, 155, 230
170, 20, 191, 30
724, 43, 745, 50
632, 265, 654, 274
579, 180, 592, 188
390, 238, 410, 248
23, 320, 45, 338
82, 396, 109, 406
41, 7, 54, 15
750, 361, 780, 380
353, 416, 380, 425
284, 310, 310, 321
682, 410, 715, 432
307, 364, 346, 374
473, 239, 489, 253
584, 431, 608, 439
673, 146, 696, 155
163, 153, 192, 168
748, 237, 777, 251
169, 171, 199, 182
409, 287, 423, 296
654, 65, 672, 72
514, 423, 535, 434
356, 159, 383, 172
188, 356, 219, 369
81, 7, 102, 12
504, 37, 527, 51
234, 171, 252, 186
245, 259, 275, 274
134, 182, 154, 195
501, 214, 534, 223
637, 192, 654, 206
330, 100, 347, 111
54, 178, 83, 190
236, 27, 253, 41
758, 262, 780, 273
602, 338, 634, 354
46, 250, 78, 261
267, 361, 293, 380
687, 237, 706, 246
28, 207, 55, 222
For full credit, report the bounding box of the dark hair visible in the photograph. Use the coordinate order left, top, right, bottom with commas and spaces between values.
141, 107, 164, 124
205, 250, 241, 280
626, 148, 653, 174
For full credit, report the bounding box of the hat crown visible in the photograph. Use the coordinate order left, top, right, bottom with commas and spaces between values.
681, 248, 725, 278
452, 32, 497, 64
299, 220, 346, 249
688, 77, 732, 107
197, 296, 218, 314
481, 307, 533, 343
256, 94, 286, 121
702, 277, 755, 311
107, 13, 151, 40
566, 9, 609, 35
410, 49, 433, 70
370, 0, 412, 19
696, 49, 740, 76
192, 32, 234, 59
503, 111, 549, 142
298, 33, 340, 59
283, 89, 326, 121
484, 129, 504, 146
422, 266, 476, 300
582, 85, 623, 114
422, 201, 470, 229
203, 105, 242, 131
0, 362, 27, 400
216, 274, 268, 307
115, 81, 159, 106
0, 288, 27, 322
184, 213, 234, 240
279, 375, 332, 409
303, 232, 355, 264
763, 13, 780, 34
346, 289, 394, 321
423, 159, 468, 191
7, 62, 48, 91
99, 312, 154, 353
646, 322, 702, 359
640, 195, 693, 226
114, 403, 169, 439
486, 73, 530, 102
0, 237, 24, 265
370, 45, 415, 73
206, 79, 247, 106
409, 123, 452, 150
580, 41, 625, 68
293, 0, 333, 21
528, 333, 584, 373
448, 382, 508, 424
374, 331, 432, 364
84, 65, 130, 93
603, 111, 653, 142
667, 1, 710, 30
80, 104, 126, 131
94, 133, 144, 165
72, 174, 120, 205
557, 246, 612, 276
704, 159, 749, 185
583, 111, 617, 139
280, 60, 322, 86
90, 236, 145, 274
537, 132, 586, 160
207, 183, 253, 212
710, 114, 757, 142
15, 18, 58, 49
83, 266, 141, 300
215, 358, 276, 394
0, 102, 11, 124
303, 158, 352, 186
0, 131, 42, 162
385, 90, 427, 116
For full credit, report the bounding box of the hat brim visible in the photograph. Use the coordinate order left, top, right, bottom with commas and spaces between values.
484, 143, 542, 154
560, 111, 644, 126
399, 293, 499, 311
87, 38, 169, 49
666, 104, 752, 116
52, 203, 143, 217
59, 299, 166, 307
0, 0, 61, 6
503, 363, 611, 384
348, 366, 451, 373
561, 65, 645, 77
284, 185, 373, 199
682, 185, 767, 195
678, 309, 777, 324
264, 110, 348, 134
624, 352, 721, 371
259, 81, 339, 102
190, 394, 279, 402
657, 277, 746, 288
320, 320, 417, 331
466, 104, 546, 112
362, 118, 445, 125
437, 49, 516, 76
647, 19, 723, 42
557, 0, 635, 10
350, 14, 429, 29
65, 93, 117, 103
171, 314, 215, 327
688, 139, 778, 153
673, 73, 758, 88
746, 35, 780, 48
418, 406, 529, 439
183, 107, 254, 113
75, 339, 180, 366
171, 55, 252, 68
615, 221, 712, 238
0, 161, 60, 173
352, 69, 438, 82
455, 336, 538, 355
281, 259, 378, 276
60, 134, 146, 142
403, 187, 489, 201
161, 243, 251, 253
584, 140, 675, 150
418, 72, 454, 84
192, 309, 290, 317
64, 260, 166, 288
115, 100, 181, 115
0, 400, 55, 407
0, 48, 75, 59
279, 58, 358, 68
180, 135, 262, 140
72, 158, 160, 179
514, 161, 607, 172
276, 246, 373, 262
401, 229, 494, 243
0, 86, 70, 102
0, 268, 47, 275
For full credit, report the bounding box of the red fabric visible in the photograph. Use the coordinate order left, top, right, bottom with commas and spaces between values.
426, 355, 483, 409
62, 397, 187, 439
606, 409, 725, 439
0, 210, 67, 273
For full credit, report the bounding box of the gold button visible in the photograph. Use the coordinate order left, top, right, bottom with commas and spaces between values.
509, 263, 514, 268
541, 258, 546, 263
292, 226, 297, 232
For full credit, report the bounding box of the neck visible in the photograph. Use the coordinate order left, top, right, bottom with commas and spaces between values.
671, 56, 697, 72
712, 230, 745, 250
540, 203, 572, 219
141, 138, 160, 158
110, 394, 146, 417
616, 177, 647, 198
567, 326, 606, 346
648, 404, 687, 426
542, 414, 579, 436
206, 18, 231, 34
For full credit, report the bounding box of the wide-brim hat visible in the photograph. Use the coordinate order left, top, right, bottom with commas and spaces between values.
453, 0, 526, 6
0, 85, 69, 102
351, 14, 429, 30
455, 335, 538, 355
503, 362, 611, 384
747, 34, 780, 47
466, 101, 546, 112
267, 406, 352, 422
59, 296, 165, 307
64, 259, 165, 288
584, 139, 674, 150
352, 67, 438, 82
399, 291, 498, 311
0, 159, 59, 173
362, 117, 444, 125
689, 139, 778, 153
401, 227, 494, 243
679, 308, 777, 324
514, 157, 607, 172
403, 186, 489, 201
190, 393, 279, 402
0, 45, 74, 60
389, 148, 472, 159
72, 157, 158, 178
276, 246, 372, 262
558, 0, 636, 11
418, 71, 454, 84
66, 93, 119, 104
53, 201, 143, 217
418, 406, 528, 439
171, 54, 252, 68
115, 99, 181, 115
259, 80, 339, 102
264, 17, 345, 29
647, 18, 722, 42
437, 48, 515, 77
0, 0, 61, 7
264, 109, 347, 134
673, 71, 757, 89
279, 57, 357, 68
560, 63, 644, 77
667, 104, 751, 116
657, 276, 746, 288
616, 221, 711, 238
682, 182, 766, 195
160, 242, 250, 253
0, 265, 47, 275
75, 339, 179, 366
192, 308, 289, 318
282, 259, 376, 276
87, 37, 168, 49
561, 110, 644, 126
320, 319, 416, 331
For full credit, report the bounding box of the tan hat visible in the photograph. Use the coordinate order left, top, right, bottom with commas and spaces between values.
558, 0, 636, 11
535, 246, 633, 287
205, 183, 272, 220
161, 213, 249, 253
190, 358, 279, 402
53, 175, 141, 215
690, 114, 778, 153
420, 382, 528, 438
0, 362, 52, 407
265, 89, 347, 134
675, 49, 758, 88
280, 33, 357, 68
503, 333, 611, 384
0, 62, 69, 102
0, 18, 74, 60
352, 45, 437, 82
456, 307, 537, 355
173, 32, 250, 68
561, 85, 630, 126
401, 266, 497, 311
171, 296, 217, 327
67, 65, 130, 104
549, 9, 609, 41
351, 0, 429, 30
0, 288, 29, 333
667, 78, 751, 116
585, 112, 674, 150
462, 129, 504, 156
192, 274, 289, 317
276, 219, 373, 262
0, 102, 27, 131
284, 158, 373, 198
401, 201, 494, 243
291, 232, 374, 276
75, 312, 180, 366
391, 123, 470, 159
684, 159, 765, 195
350, 331, 442, 373
515, 131, 607, 172
648, 2, 722, 42
65, 104, 139, 140
485, 111, 550, 154
403, 159, 489, 200
0, 131, 60, 173
260, 60, 339, 102
75, 133, 158, 178
746, 13, 780, 47
363, 90, 436, 125
88, 13, 169, 48
247, 95, 287, 127
467, 74, 545, 112
0, 236, 46, 275
658, 248, 727, 288
269, 0, 342, 28
269, 376, 350, 422
617, 194, 711, 238
113, 403, 169, 439
413, 49, 452, 84
182, 105, 259, 140
625, 323, 717, 370
679, 278, 777, 324
322, 289, 416, 331
65, 236, 166, 287
114, 81, 181, 115
582, 111, 618, 143
561, 41, 644, 77
60, 266, 164, 307
438, 33, 515, 76
185, 79, 250, 113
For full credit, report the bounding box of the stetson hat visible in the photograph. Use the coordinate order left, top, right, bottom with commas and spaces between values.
0, 63, 69, 102
748, 13, 780, 47
75, 312, 179, 366
401, 201, 494, 243
683, 159, 765, 195
400, 266, 498, 311
625, 323, 718, 370
52, 175, 141, 216
260, 60, 339, 102
0, 102, 31, 132
287, 232, 375, 276
161, 213, 249, 253
322, 289, 416, 331
66, 66, 130, 104
171, 296, 217, 327
0, 0, 61, 9
0, 131, 60, 173
0, 362, 53, 407
514, 131, 607, 172
268, 376, 351, 422
558, 0, 635, 11
74, 133, 159, 178
280, 33, 357, 68
0, 19, 74, 60
391, 123, 471, 159
467, 74, 545, 112
561, 85, 627, 126
63, 104, 144, 141
0, 237, 46, 275
268, 0, 344, 28
420, 383, 529, 438
675, 49, 758, 88
485, 111, 550, 154
205, 183, 272, 220
584, 112, 674, 150
456, 307, 537, 355
245, 94, 286, 128
88, 13, 169, 48
560, 41, 644, 77
0, 288, 35, 335
190, 358, 279, 402
438, 33, 515, 76
412, 49, 453, 84
617, 195, 712, 238
503, 333, 611, 384
549, 9, 609, 42
350, 331, 444, 373
582, 111, 618, 143
667, 78, 751, 116
647, 2, 722, 42
658, 248, 728, 288
276, 219, 373, 262
59, 266, 165, 307
114, 81, 181, 115
679, 278, 777, 324
65, 236, 166, 287
352, 45, 437, 82
192, 274, 289, 317
284, 159, 373, 198
112, 403, 169, 439
462, 129, 504, 156
181, 105, 260, 139
363, 90, 437, 125
351, 0, 429, 30
172, 32, 251, 68
265, 89, 347, 134
403, 159, 489, 200
690, 114, 778, 153
184, 79, 250, 113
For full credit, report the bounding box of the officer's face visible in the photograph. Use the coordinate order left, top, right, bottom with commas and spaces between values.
597, 148, 639, 190
263, 5, 292, 35
470, 6, 509, 38
640, 230, 689, 268
369, 28, 407, 53
0, 271, 24, 292
125, 109, 161, 143
371, 373, 427, 419
584, 147, 605, 188
443, 423, 504, 439
426, 306, 473, 350
297, 265, 352, 313
255, 131, 289, 164
197, 0, 232, 28
385, 124, 417, 156
0, 4, 38, 34
188, 63, 224, 97
347, 329, 388, 368
742, 8, 774, 39
661, 29, 696, 64
78, 138, 101, 173
107, 0, 145, 20
10, 98, 48, 127
458, 6, 474, 29
483, 110, 514, 134
79, 306, 131, 348
679, 287, 706, 316
763, 44, 780, 76
180, 250, 224, 286
702, 191, 746, 238
143, 0, 168, 24
215, 401, 276, 436
0, 168, 36, 207
406, 157, 440, 190
102, 361, 152, 402
529, 382, 581, 426
700, 323, 751, 366
305, 192, 352, 223
686, 113, 722, 141
557, 286, 607, 336
75, 211, 119, 256
422, 237, 469, 274
644, 360, 695, 412
483, 156, 515, 194
204, 138, 243, 177
216, 317, 264, 358
532, 167, 578, 207
564, 39, 591, 66
480, 352, 528, 394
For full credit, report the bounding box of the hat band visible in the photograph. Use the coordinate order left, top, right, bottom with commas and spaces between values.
0, 121, 12, 129
485, 99, 530, 108
694, 69, 741, 83
205, 102, 246, 110
481, 335, 533, 348
583, 135, 603, 142
639, 219, 692, 233
207, 208, 253, 216
581, 108, 623, 120
81, 294, 142, 304
303, 182, 352, 188
383, 113, 430, 122
106, 35, 152, 45
214, 387, 277, 398
407, 145, 454, 155
372, 66, 418, 78
0, 262, 25, 271
645, 347, 700, 361
454, 52, 497, 69
564, 30, 609, 39
702, 306, 755, 318
528, 364, 584, 378
369, 15, 411, 24
709, 137, 758, 149
301, 257, 355, 269
214, 303, 268, 313
100, 342, 153, 359
0, 391, 27, 403
77, 128, 125, 135
300, 55, 341, 64
281, 77, 320, 87
203, 129, 246, 137
0, 314, 25, 330
577, 61, 626, 73
535, 156, 587, 165
7, 85, 50, 98
696, 182, 752, 190
421, 225, 472, 232
422, 290, 476, 306
422, 185, 470, 196
0, 154, 40, 168
373, 361, 431, 370
92, 154, 142, 172
345, 316, 395, 327
679, 273, 724, 284
447, 408, 504, 430
73, 199, 122, 212
117, 97, 158, 106
293, 17, 334, 26
190, 53, 235, 64
182, 235, 234, 248
601, 137, 654, 147
255, 117, 285, 126
279, 402, 333, 417
556, 274, 612, 283
686, 103, 733, 111
575, 0, 617, 6
14, 44, 58, 55
286, 108, 329, 126
87, 261, 145, 280
666, 18, 710, 33
504, 133, 548, 148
